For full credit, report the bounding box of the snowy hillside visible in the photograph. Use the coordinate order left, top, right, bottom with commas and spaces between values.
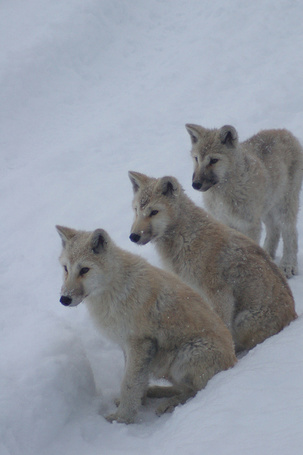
1, 1, 303, 454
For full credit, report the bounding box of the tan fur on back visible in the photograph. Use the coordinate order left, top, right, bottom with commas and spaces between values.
128, 172, 297, 354
185, 124, 303, 278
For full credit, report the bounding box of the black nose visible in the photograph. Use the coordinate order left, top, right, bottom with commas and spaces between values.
129, 233, 141, 243
192, 181, 202, 190
60, 295, 72, 306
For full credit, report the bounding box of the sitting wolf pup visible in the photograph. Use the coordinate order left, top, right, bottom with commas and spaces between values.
128, 172, 297, 353
185, 124, 303, 278
56, 225, 236, 424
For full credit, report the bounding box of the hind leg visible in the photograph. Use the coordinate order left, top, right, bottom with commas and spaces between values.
116, 385, 179, 408
141, 385, 182, 406
146, 385, 183, 399
233, 310, 262, 352
233, 309, 284, 353
155, 386, 197, 416
154, 339, 229, 416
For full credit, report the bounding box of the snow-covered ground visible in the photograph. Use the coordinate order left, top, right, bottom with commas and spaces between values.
1, 1, 303, 454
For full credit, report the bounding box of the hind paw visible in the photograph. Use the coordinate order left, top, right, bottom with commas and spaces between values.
155, 400, 176, 416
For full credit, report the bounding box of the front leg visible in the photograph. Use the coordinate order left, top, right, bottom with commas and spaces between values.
106, 337, 157, 424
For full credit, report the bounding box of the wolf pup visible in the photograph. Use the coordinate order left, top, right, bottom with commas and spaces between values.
185, 124, 303, 278
56, 225, 236, 424
128, 172, 297, 353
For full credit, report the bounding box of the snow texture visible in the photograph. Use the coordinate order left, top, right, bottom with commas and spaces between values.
1, 1, 303, 454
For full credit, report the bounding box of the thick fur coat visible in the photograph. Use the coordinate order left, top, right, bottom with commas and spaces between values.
56, 225, 236, 424
186, 124, 303, 278
129, 172, 297, 353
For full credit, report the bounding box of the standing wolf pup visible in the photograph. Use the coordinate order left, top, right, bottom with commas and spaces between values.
128, 172, 297, 353
185, 124, 303, 278
56, 226, 236, 424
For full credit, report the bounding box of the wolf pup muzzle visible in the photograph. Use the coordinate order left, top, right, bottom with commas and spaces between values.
60, 295, 72, 306
129, 233, 141, 243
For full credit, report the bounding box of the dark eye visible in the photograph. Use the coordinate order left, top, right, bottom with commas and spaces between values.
194, 156, 198, 163
150, 210, 159, 217
64, 265, 68, 273
210, 158, 219, 165
79, 267, 90, 276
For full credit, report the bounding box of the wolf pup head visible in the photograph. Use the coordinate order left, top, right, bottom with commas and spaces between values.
128, 171, 181, 245
56, 225, 110, 307
185, 124, 239, 192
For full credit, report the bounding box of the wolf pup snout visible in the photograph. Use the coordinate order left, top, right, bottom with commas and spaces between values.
60, 295, 72, 306
129, 233, 141, 243
192, 181, 202, 190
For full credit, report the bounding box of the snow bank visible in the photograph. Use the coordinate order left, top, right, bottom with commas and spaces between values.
0, 311, 96, 455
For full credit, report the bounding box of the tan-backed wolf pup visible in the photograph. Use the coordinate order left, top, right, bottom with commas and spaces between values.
128, 172, 297, 353
56, 225, 236, 424
185, 124, 303, 278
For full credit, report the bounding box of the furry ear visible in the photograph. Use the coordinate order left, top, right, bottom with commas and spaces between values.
185, 124, 203, 144
91, 229, 109, 254
128, 171, 150, 193
157, 176, 179, 197
56, 225, 77, 248
219, 125, 238, 147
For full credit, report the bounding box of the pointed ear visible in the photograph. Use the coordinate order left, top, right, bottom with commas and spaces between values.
90, 229, 109, 254
185, 124, 203, 145
128, 171, 149, 193
56, 225, 77, 248
219, 125, 238, 147
157, 176, 179, 197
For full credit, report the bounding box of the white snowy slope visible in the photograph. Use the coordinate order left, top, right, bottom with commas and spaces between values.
1, 1, 303, 454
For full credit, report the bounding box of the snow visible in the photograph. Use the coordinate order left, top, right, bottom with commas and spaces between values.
1, 1, 303, 454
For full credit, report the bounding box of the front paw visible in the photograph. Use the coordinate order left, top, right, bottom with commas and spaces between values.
106, 412, 119, 423
279, 262, 298, 279
105, 411, 135, 424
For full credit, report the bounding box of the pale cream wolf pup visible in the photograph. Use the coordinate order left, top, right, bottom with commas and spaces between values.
185, 124, 303, 278
56, 225, 236, 424
128, 172, 297, 353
